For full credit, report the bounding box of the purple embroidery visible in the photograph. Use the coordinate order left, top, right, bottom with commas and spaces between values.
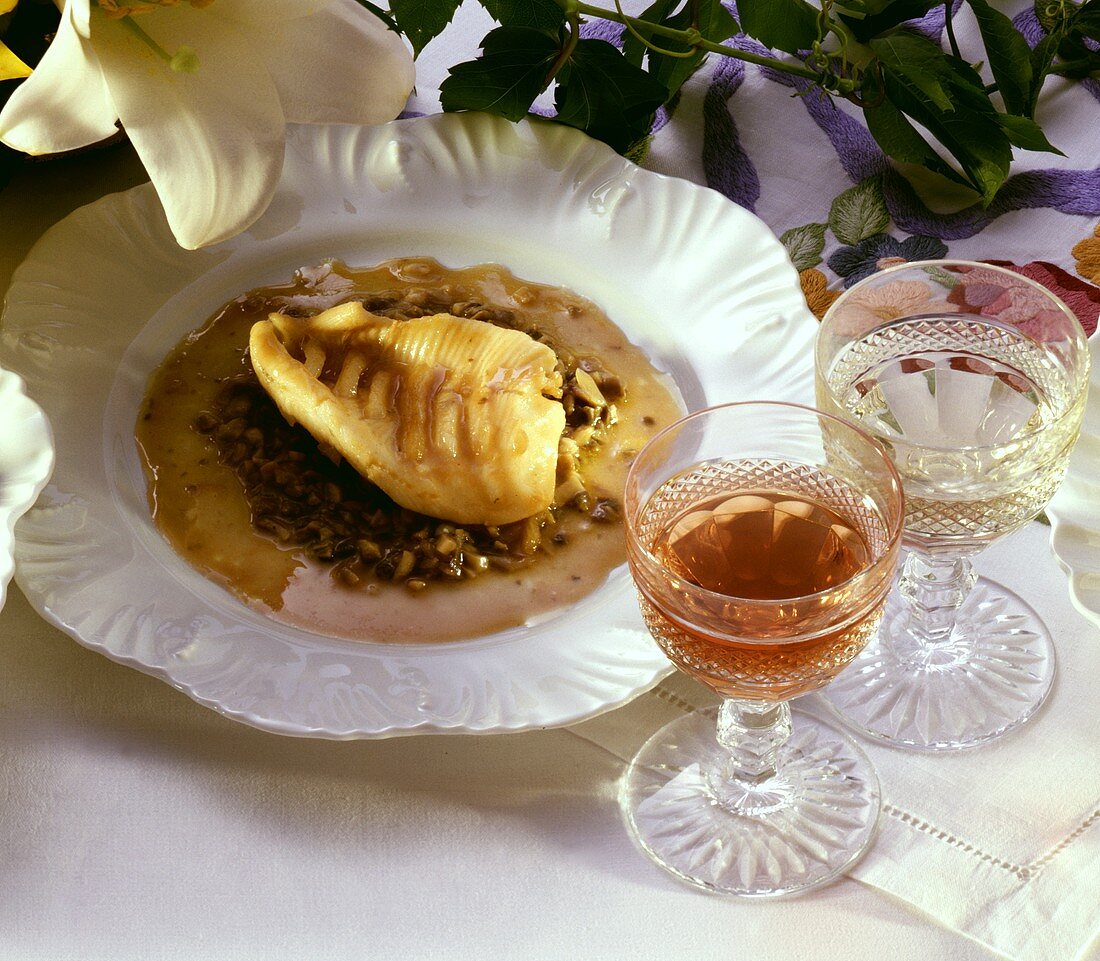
878, 171, 990, 238
891, 166, 1100, 238
702, 52, 760, 211
828, 233, 949, 287
906, 1, 957, 42
652, 102, 673, 136
1012, 6, 1043, 45
757, 62, 889, 184
579, 18, 622, 44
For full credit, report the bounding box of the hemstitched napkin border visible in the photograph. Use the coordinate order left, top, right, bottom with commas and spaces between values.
568, 665, 1100, 961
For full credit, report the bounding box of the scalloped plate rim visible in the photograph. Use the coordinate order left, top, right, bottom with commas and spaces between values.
3, 114, 817, 738
11, 592, 678, 739
0, 368, 54, 611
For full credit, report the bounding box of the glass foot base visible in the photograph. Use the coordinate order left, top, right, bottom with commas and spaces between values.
823, 578, 1054, 751
619, 705, 880, 898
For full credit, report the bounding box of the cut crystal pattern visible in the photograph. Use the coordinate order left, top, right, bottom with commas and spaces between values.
634, 459, 889, 700
824, 579, 1055, 751
824, 315, 1084, 550
639, 593, 880, 701
621, 707, 880, 897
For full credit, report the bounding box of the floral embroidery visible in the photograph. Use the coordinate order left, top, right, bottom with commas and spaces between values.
828, 279, 959, 337
1071, 224, 1100, 286
799, 268, 840, 320
848, 280, 949, 322
947, 270, 1066, 343
827, 233, 949, 288
981, 261, 1100, 337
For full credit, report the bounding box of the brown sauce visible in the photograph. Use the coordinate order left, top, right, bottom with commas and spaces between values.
136, 258, 684, 643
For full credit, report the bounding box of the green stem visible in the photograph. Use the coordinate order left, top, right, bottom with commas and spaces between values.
574, 0, 856, 90
543, 10, 581, 88
119, 14, 199, 72
120, 14, 171, 64
351, 0, 400, 34
615, 0, 697, 58
1048, 58, 1100, 77
944, 1, 961, 60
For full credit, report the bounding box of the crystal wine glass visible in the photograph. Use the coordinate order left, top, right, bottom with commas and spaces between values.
621, 401, 905, 898
815, 260, 1091, 751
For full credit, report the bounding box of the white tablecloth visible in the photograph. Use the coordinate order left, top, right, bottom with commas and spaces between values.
0, 569, 1078, 961
3, 4, 1099, 959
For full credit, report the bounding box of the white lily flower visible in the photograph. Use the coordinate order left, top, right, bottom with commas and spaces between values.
0, 0, 414, 249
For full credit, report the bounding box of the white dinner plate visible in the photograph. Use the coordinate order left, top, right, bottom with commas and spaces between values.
0, 367, 54, 612
1047, 330, 1100, 630
1, 113, 816, 738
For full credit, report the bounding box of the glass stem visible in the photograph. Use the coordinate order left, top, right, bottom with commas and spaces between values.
897, 550, 977, 642
715, 699, 792, 784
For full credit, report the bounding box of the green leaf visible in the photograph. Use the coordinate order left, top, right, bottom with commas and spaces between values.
352, 1, 400, 33
869, 33, 954, 112
1056, 29, 1090, 59
1034, 0, 1073, 34
967, 0, 1033, 116
996, 113, 1065, 154
780, 223, 827, 271
1028, 31, 1062, 112
440, 26, 559, 121
736, 0, 819, 55
1074, 0, 1100, 36
644, 0, 739, 96
864, 95, 974, 190
838, 1, 939, 42
554, 38, 669, 153
621, 0, 680, 67
391, 0, 461, 56
832, 0, 891, 15
828, 178, 890, 245
879, 57, 1012, 205
864, 48, 1012, 203
480, 0, 564, 34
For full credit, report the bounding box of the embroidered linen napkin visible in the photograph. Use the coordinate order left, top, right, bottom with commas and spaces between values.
570, 524, 1100, 961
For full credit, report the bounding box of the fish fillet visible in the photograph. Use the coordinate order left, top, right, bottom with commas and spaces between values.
248, 302, 566, 525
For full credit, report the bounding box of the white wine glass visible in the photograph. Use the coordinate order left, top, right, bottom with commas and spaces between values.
621, 401, 905, 898
815, 260, 1091, 751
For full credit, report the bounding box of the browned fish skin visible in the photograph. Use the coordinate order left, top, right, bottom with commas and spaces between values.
249, 302, 566, 525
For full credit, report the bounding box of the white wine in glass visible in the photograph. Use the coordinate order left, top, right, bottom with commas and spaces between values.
816, 261, 1091, 751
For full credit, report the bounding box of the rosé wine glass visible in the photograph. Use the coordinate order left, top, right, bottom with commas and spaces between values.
621, 402, 905, 898
815, 260, 1090, 751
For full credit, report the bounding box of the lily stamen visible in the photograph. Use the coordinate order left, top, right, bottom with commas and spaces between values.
119, 14, 199, 73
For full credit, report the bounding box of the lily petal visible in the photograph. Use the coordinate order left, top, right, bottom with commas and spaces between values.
262, 0, 414, 125
0, 1, 117, 155
90, 5, 285, 249
71, 0, 92, 37
212, 0, 335, 23
0, 40, 32, 81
